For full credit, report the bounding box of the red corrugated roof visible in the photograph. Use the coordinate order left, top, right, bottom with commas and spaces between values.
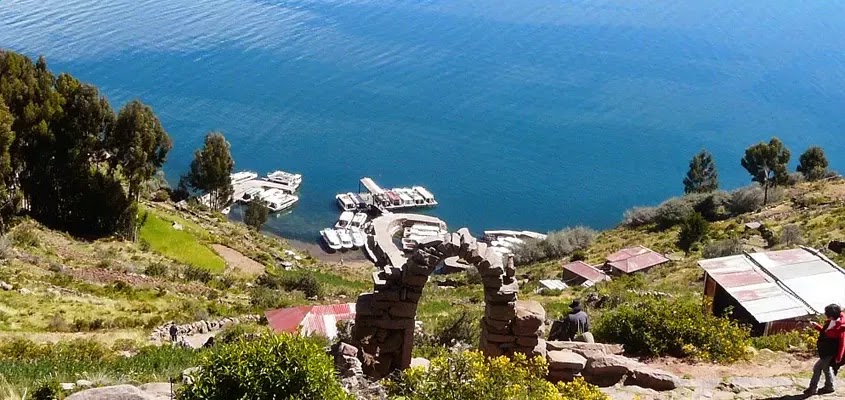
265, 303, 356, 339
562, 260, 609, 283
606, 246, 670, 274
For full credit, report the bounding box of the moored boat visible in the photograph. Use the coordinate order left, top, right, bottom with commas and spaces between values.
321, 229, 342, 250
337, 229, 354, 249
335, 211, 355, 230
264, 170, 302, 193
350, 228, 366, 248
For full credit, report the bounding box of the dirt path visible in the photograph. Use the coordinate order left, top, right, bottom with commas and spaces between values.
211, 244, 265, 275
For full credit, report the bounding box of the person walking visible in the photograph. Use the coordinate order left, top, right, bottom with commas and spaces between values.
805, 304, 845, 396
169, 324, 178, 342
549, 300, 592, 342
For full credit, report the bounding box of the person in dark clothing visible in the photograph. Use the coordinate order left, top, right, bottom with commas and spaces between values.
805, 304, 845, 396
169, 324, 178, 342
549, 300, 591, 341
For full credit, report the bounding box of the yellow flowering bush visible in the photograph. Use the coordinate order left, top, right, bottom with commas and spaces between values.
387, 350, 607, 400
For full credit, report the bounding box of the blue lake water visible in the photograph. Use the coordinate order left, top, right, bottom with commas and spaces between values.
2, 0, 845, 242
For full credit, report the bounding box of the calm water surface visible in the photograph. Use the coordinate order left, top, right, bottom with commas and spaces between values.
2, 0, 845, 241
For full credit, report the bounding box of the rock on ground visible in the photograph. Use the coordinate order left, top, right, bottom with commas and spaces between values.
66, 385, 161, 400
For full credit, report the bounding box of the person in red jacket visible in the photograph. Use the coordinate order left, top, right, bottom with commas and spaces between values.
805, 304, 845, 395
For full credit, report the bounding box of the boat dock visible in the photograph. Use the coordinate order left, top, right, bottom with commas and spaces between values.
350, 177, 438, 212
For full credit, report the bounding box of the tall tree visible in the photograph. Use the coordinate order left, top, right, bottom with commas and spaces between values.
0, 100, 14, 232
797, 146, 829, 181
244, 199, 269, 231
683, 149, 719, 194
108, 100, 172, 202
186, 132, 234, 211
740, 137, 790, 205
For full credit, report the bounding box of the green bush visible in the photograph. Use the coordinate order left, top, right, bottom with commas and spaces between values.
694, 191, 731, 221
622, 206, 658, 227
181, 265, 213, 283
540, 227, 597, 259
677, 212, 709, 252
256, 272, 324, 299
702, 238, 743, 259
178, 333, 350, 400
729, 185, 764, 214
387, 350, 608, 400
10, 224, 39, 248
750, 328, 816, 352
32, 380, 63, 400
144, 262, 167, 277
593, 296, 750, 363
655, 197, 695, 229
216, 323, 270, 344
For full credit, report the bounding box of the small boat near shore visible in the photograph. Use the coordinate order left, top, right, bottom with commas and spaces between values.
337, 229, 354, 249
321, 229, 342, 250
264, 170, 302, 193
335, 211, 354, 230
350, 228, 366, 248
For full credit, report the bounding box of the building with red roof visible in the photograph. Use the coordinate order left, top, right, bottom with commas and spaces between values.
604, 246, 670, 275
561, 260, 610, 286
265, 303, 356, 340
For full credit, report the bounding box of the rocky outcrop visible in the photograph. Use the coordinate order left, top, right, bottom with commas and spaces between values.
352, 227, 545, 379
66, 384, 168, 400
332, 342, 387, 400
149, 315, 260, 341
545, 341, 681, 392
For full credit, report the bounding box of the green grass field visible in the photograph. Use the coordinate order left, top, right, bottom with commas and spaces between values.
139, 211, 226, 273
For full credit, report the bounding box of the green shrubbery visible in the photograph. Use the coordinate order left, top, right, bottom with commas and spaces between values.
514, 227, 596, 265
178, 333, 349, 400
593, 296, 750, 363
750, 328, 816, 352
388, 350, 608, 400
702, 237, 743, 259
256, 271, 324, 299
677, 212, 709, 252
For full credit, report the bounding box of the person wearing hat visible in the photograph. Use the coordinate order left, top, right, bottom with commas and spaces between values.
549, 300, 592, 342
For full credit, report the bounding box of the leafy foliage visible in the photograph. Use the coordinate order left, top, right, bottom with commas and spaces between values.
797, 146, 829, 181
514, 227, 596, 264
684, 149, 719, 194
655, 197, 695, 229
244, 199, 269, 231
178, 333, 351, 400
750, 327, 816, 352
593, 296, 750, 363
388, 351, 608, 400
186, 132, 234, 211
779, 224, 803, 246
702, 237, 743, 259
677, 212, 709, 252
740, 137, 790, 205
621, 206, 658, 227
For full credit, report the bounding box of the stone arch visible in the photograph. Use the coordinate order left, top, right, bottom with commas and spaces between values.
352, 224, 546, 379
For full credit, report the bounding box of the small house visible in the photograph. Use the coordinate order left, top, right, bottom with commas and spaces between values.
562, 260, 610, 286
265, 303, 356, 340
603, 246, 670, 275
698, 248, 845, 336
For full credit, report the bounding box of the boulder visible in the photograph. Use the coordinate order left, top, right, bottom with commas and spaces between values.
512, 300, 545, 336
61, 383, 75, 391
337, 342, 359, 358
76, 380, 94, 388
547, 350, 586, 371
66, 385, 154, 400
0, 281, 13, 291
182, 367, 201, 385
137, 382, 173, 398
546, 341, 624, 359
584, 355, 636, 377
625, 367, 682, 391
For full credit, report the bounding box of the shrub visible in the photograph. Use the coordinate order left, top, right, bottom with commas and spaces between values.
729, 185, 764, 215
694, 191, 731, 221
144, 262, 167, 277
702, 238, 743, 259
677, 212, 709, 252
541, 227, 597, 259
10, 225, 39, 248
216, 323, 269, 344
249, 287, 290, 310
464, 266, 482, 285
46, 314, 70, 332
32, 380, 62, 400
0, 235, 10, 259
622, 206, 658, 227
181, 265, 212, 283
387, 350, 607, 400
655, 197, 694, 229
570, 249, 587, 262
513, 239, 545, 265
593, 296, 750, 363
786, 172, 806, 186
256, 272, 324, 298
431, 311, 479, 347
780, 224, 803, 246
178, 333, 351, 400
750, 328, 816, 352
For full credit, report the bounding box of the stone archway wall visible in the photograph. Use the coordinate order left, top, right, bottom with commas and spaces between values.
352, 227, 546, 379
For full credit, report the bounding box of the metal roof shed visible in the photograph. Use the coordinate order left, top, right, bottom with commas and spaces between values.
698, 248, 845, 336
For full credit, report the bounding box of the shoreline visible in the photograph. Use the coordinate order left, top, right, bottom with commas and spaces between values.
284, 237, 368, 264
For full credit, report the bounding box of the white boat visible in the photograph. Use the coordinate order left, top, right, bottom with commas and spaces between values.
336, 193, 356, 211
335, 211, 355, 230
231, 171, 258, 185
241, 187, 264, 202
264, 170, 302, 193
350, 228, 366, 248
350, 213, 368, 229
412, 186, 437, 206
263, 191, 299, 213
321, 229, 342, 250
337, 229, 354, 249
221, 206, 231, 215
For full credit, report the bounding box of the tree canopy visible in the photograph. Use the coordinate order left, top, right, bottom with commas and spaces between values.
683, 149, 719, 194
244, 199, 269, 231
797, 146, 829, 181
186, 132, 234, 211
0, 51, 170, 237
740, 137, 790, 205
